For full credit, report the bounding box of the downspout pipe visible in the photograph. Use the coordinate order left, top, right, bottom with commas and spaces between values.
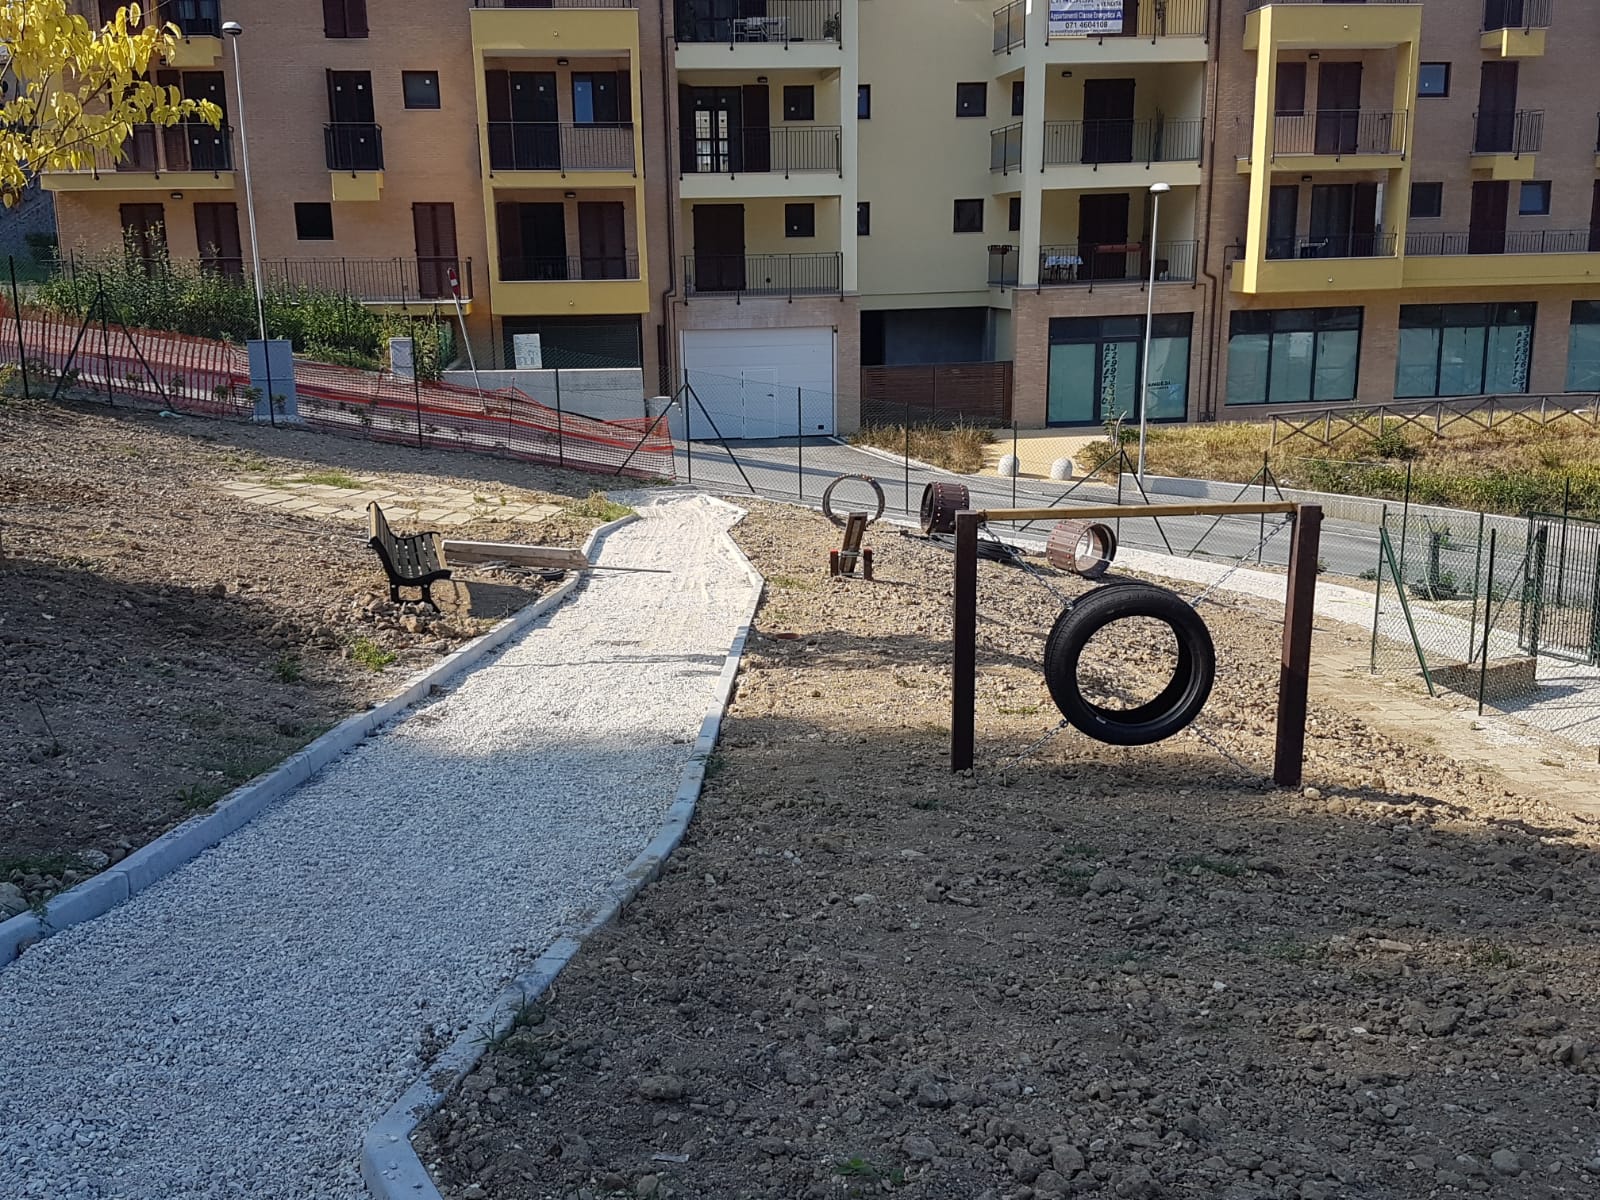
1197, 0, 1225, 421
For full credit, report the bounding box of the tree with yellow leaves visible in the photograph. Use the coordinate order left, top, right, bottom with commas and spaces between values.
0, 0, 222, 205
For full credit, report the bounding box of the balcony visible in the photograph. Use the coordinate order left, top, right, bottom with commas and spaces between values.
499, 254, 640, 282
1481, 0, 1550, 56
472, 0, 637, 6
1237, 110, 1407, 172
256, 257, 476, 306
41, 122, 235, 192
993, 1, 1024, 54
325, 123, 384, 200
1266, 233, 1399, 260
675, 1, 841, 46
987, 244, 1019, 287
1045, 0, 1207, 64
470, 0, 640, 57
486, 122, 636, 176
991, 124, 1023, 174
1244, 1, 1421, 53
161, 0, 223, 65
1403, 228, 1600, 289
1036, 241, 1197, 287
1471, 109, 1542, 178
682, 251, 842, 298
681, 124, 842, 173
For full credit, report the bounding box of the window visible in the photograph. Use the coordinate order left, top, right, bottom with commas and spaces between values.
322, 0, 368, 38
956, 82, 986, 118
1566, 301, 1600, 392
858, 85, 871, 119
1011, 81, 1025, 118
1226, 308, 1362, 406
783, 85, 815, 122
1047, 315, 1194, 424
785, 203, 815, 238
953, 199, 984, 233
1396, 303, 1535, 398
857, 202, 870, 236
295, 202, 335, 241
1275, 62, 1306, 116
1008, 196, 1021, 233
402, 71, 440, 110
1410, 182, 1443, 220
1519, 181, 1551, 216
572, 72, 627, 124
118, 203, 166, 271
1418, 63, 1450, 97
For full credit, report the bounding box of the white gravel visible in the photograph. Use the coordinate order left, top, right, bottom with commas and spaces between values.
0, 495, 759, 1200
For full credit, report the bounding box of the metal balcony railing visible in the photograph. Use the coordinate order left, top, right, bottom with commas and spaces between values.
472, 0, 636, 6
1052, 0, 1205, 37
1041, 117, 1204, 167
1267, 109, 1406, 157
325, 123, 384, 172
254, 257, 475, 302
1406, 229, 1597, 256
57, 122, 235, 178
682, 252, 843, 298
486, 122, 635, 173
1264, 233, 1399, 261
990, 124, 1023, 174
1473, 109, 1543, 157
680, 125, 842, 176
1037, 241, 1198, 286
993, 0, 1024, 52
498, 255, 641, 283
1482, 0, 1552, 31
1247, 0, 1417, 7
674, 1, 842, 47
987, 244, 1019, 287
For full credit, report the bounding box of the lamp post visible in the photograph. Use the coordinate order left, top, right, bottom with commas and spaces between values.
1137, 181, 1171, 481
222, 21, 278, 424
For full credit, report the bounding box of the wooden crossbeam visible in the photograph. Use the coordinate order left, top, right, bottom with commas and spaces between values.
974, 501, 1298, 523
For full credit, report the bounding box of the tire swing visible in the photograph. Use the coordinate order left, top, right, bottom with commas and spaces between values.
821, 474, 886, 528
1042, 584, 1216, 746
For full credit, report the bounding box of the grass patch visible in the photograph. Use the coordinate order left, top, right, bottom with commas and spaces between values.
566, 491, 634, 522
851, 422, 997, 475
271, 653, 303, 683
176, 781, 230, 811
834, 1157, 906, 1187
350, 636, 397, 672
1470, 943, 1522, 970
0, 852, 87, 879
768, 574, 817, 592
1172, 854, 1243, 878
295, 469, 364, 489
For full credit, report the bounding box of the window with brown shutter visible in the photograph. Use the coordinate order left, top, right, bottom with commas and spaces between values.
323, 0, 368, 39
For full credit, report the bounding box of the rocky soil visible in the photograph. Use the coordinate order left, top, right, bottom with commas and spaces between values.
419, 500, 1600, 1200
0, 397, 626, 916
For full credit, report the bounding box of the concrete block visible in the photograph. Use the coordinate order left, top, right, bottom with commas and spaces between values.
41, 870, 130, 934
0, 913, 42, 965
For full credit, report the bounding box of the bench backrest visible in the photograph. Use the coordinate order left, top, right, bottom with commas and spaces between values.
368, 502, 446, 580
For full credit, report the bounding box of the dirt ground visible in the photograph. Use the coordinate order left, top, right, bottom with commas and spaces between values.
420, 500, 1600, 1200
0, 397, 628, 911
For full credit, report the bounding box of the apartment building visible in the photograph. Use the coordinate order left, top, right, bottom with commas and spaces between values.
43, 0, 1600, 435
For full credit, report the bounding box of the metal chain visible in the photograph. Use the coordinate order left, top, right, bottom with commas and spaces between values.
1185, 721, 1255, 776
978, 528, 1072, 604
1189, 517, 1295, 609
985, 718, 1072, 778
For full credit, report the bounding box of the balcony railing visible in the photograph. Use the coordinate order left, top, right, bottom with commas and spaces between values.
498, 254, 641, 283
1267, 110, 1406, 157
1037, 240, 1198, 286
472, 0, 636, 7
680, 125, 842, 176
1406, 229, 1596, 256
55, 122, 235, 178
1247, 0, 1417, 7
1265, 233, 1399, 261
1053, 0, 1205, 38
993, 0, 1024, 52
990, 124, 1023, 173
674, 1, 842, 47
1042, 117, 1204, 167
255, 257, 475, 303
683, 251, 843, 297
486, 122, 635, 172
1473, 109, 1543, 157
325, 123, 384, 172
1483, 0, 1551, 31
987, 244, 1019, 287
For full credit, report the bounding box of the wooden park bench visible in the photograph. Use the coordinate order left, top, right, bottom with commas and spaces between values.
367, 502, 452, 609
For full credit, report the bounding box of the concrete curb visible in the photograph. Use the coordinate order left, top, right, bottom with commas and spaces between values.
842, 438, 950, 477
0, 514, 639, 971
360, 497, 765, 1200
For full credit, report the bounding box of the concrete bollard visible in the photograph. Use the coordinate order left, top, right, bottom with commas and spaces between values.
997, 453, 1020, 478
1050, 456, 1075, 482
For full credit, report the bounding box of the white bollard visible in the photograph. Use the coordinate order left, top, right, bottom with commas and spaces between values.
1050, 456, 1075, 482
997, 453, 1020, 478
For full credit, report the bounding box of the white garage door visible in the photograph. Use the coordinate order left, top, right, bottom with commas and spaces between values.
680, 327, 836, 439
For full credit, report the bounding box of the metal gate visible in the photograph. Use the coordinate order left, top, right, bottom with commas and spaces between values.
1520, 512, 1600, 664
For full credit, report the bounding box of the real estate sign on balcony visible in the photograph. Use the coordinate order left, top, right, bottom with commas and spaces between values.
1049, 0, 1125, 36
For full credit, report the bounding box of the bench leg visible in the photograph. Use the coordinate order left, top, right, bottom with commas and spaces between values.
388, 583, 401, 604
420, 583, 440, 612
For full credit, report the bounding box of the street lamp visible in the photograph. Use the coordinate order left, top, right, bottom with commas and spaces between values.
1137, 180, 1171, 482
222, 21, 276, 424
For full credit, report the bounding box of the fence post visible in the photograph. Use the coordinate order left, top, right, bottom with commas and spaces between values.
1396, 459, 1413, 576
8, 256, 28, 401
1556, 477, 1571, 607
1477, 528, 1498, 715
1468, 511, 1485, 662
904, 396, 911, 513
1258, 451, 1268, 564
1370, 504, 1388, 673
97, 277, 116, 406
1011, 422, 1018, 512
684, 371, 693, 484
409, 315, 424, 449
1526, 526, 1548, 660
554, 366, 565, 468
796, 386, 804, 499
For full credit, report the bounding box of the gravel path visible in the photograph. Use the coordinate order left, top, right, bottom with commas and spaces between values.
0, 495, 759, 1200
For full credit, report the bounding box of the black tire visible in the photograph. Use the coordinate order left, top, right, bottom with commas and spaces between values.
1042, 583, 1215, 747
821, 474, 886, 528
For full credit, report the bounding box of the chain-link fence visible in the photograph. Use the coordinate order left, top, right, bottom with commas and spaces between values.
1371, 495, 1600, 754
